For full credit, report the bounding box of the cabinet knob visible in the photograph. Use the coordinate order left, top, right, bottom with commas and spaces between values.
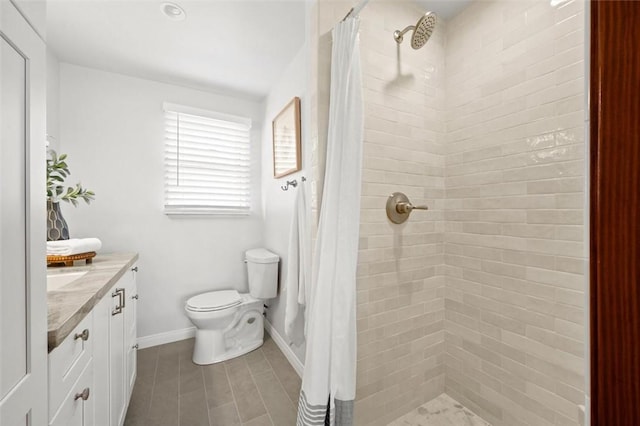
131, 266, 138, 272
74, 329, 90, 341
133, 344, 139, 350
131, 294, 139, 300
74, 388, 90, 401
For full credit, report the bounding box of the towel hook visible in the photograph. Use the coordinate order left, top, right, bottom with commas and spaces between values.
280, 176, 307, 191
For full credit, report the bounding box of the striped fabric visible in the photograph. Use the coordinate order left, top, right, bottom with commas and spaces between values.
297, 390, 328, 425
297, 391, 354, 426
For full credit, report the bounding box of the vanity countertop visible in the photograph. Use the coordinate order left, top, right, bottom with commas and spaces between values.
47, 252, 138, 352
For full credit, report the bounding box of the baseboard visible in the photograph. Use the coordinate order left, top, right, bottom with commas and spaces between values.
264, 320, 304, 378
137, 327, 196, 349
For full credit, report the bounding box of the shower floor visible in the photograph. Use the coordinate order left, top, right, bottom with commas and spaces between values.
388, 394, 491, 426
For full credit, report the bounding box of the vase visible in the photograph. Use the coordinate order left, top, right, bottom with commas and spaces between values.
47, 200, 70, 241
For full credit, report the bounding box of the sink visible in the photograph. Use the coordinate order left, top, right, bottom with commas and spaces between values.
47, 271, 88, 291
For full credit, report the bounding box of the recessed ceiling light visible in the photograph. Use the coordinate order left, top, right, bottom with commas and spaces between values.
161, 2, 186, 21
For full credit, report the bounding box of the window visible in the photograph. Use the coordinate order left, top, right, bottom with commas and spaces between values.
163, 103, 252, 215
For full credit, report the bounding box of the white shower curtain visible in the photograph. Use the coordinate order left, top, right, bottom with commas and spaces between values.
297, 16, 363, 426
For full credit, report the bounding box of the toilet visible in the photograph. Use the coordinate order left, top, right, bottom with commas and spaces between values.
185, 248, 279, 365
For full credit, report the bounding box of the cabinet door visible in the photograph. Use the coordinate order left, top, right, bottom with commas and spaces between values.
0, 2, 47, 425
110, 285, 126, 426
93, 295, 111, 426
124, 265, 138, 402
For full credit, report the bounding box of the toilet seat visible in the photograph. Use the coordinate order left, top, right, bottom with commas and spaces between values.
186, 290, 242, 312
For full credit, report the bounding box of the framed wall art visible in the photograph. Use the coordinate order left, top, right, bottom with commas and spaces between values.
272, 97, 301, 178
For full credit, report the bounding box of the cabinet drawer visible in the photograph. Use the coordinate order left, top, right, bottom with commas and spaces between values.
49, 358, 94, 426
49, 312, 93, 420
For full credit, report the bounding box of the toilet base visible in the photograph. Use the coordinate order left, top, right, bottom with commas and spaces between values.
191, 305, 265, 365
192, 334, 263, 365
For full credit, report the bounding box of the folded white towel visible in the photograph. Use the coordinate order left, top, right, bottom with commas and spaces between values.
47, 238, 102, 256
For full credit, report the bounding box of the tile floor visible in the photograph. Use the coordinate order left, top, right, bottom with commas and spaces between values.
125, 336, 490, 426
388, 394, 492, 426
124, 332, 301, 426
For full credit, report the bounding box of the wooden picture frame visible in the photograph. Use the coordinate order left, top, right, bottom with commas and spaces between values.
272, 97, 301, 178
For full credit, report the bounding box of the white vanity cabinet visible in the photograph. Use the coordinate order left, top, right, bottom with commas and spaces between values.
48, 262, 138, 426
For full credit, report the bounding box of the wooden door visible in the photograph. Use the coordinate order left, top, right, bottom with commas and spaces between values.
0, 2, 47, 425
590, 1, 640, 424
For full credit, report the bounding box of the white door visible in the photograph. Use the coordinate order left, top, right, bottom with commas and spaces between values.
0, 2, 47, 425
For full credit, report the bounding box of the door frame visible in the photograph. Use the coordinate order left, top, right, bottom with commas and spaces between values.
590, 1, 640, 424
0, 1, 48, 425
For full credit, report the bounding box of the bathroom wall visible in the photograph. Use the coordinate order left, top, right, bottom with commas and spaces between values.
314, 2, 448, 424
260, 42, 310, 366
443, 1, 586, 425
46, 49, 60, 150
58, 63, 265, 343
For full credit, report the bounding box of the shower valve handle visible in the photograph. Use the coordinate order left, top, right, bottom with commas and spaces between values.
386, 192, 429, 224
396, 202, 429, 214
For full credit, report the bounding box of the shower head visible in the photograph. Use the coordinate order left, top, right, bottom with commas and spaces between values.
393, 11, 437, 49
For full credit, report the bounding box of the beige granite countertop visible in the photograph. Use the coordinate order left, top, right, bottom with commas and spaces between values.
47, 252, 138, 352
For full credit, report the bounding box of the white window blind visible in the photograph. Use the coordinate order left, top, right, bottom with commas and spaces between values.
163, 103, 252, 215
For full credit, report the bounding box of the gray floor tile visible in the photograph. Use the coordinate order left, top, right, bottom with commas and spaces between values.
253, 370, 297, 426
180, 388, 210, 426
180, 351, 205, 395
225, 359, 268, 422
126, 380, 153, 419
245, 349, 272, 376
209, 402, 241, 426
124, 333, 300, 426
241, 414, 273, 426
261, 338, 301, 405
203, 363, 234, 409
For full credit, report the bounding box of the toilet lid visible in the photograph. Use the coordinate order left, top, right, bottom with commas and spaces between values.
186, 290, 242, 312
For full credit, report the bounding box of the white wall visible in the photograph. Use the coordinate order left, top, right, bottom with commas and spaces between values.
58, 63, 264, 340
260, 44, 310, 365
46, 49, 60, 150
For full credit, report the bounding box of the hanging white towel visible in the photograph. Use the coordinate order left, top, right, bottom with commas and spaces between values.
297, 16, 363, 426
284, 181, 310, 346
47, 238, 102, 256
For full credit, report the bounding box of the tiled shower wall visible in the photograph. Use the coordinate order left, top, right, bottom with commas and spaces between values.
354, 3, 448, 424
443, 1, 586, 425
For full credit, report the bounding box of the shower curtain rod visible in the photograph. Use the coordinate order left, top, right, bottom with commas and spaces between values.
341, 0, 370, 21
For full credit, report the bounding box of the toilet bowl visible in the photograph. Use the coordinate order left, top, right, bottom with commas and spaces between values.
186, 290, 265, 364
185, 248, 279, 365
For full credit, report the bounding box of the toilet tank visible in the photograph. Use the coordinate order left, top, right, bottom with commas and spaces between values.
245, 248, 279, 299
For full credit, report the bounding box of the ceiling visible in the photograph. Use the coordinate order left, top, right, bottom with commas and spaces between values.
46, 1, 307, 100
46, 0, 471, 100
416, 0, 472, 20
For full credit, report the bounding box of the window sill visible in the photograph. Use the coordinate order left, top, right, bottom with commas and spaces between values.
164, 209, 251, 217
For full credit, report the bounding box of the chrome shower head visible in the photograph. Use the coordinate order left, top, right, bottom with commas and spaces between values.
393, 11, 437, 49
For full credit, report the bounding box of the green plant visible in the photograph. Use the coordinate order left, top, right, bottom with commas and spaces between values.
46, 149, 95, 206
